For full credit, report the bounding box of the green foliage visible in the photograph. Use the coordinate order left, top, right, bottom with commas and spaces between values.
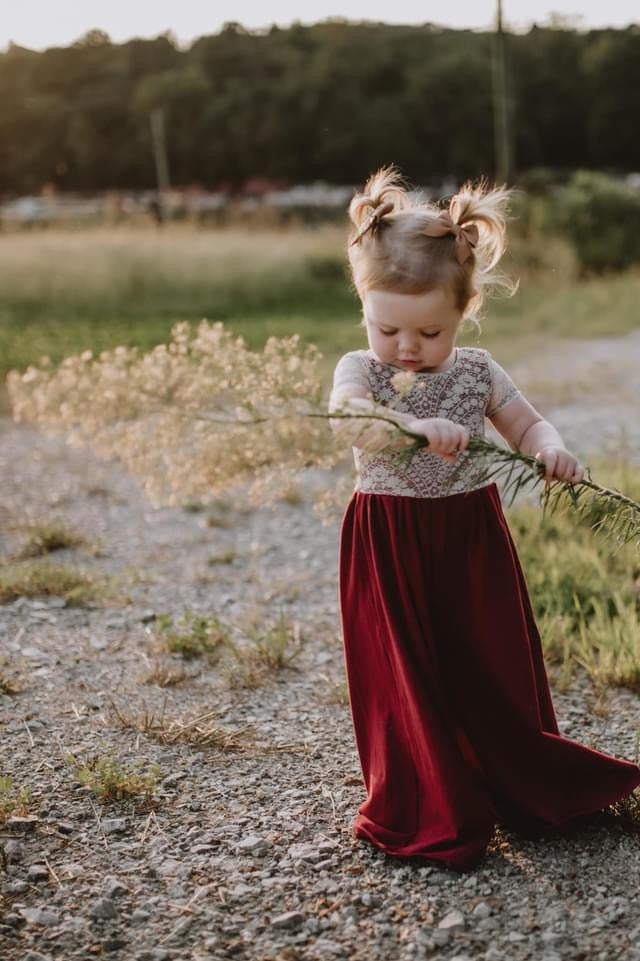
507, 459, 640, 691
66, 752, 163, 802
0, 558, 114, 605
0, 775, 32, 824
0, 24, 639, 191
549, 170, 640, 274
154, 609, 233, 660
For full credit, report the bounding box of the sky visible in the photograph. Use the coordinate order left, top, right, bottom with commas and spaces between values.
1, 1, 637, 51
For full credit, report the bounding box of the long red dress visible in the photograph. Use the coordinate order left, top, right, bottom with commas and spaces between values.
332, 347, 640, 872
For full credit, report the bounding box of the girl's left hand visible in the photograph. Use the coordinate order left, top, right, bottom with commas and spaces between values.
535, 445, 584, 485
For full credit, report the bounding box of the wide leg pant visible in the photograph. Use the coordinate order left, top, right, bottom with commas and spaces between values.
338, 482, 640, 872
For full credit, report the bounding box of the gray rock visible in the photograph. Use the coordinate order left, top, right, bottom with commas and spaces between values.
104, 876, 129, 898
270, 910, 305, 929
438, 908, 465, 929
19, 907, 59, 926
101, 817, 127, 834
236, 835, 270, 856
3, 839, 25, 862
27, 863, 50, 882
89, 897, 117, 920
6, 816, 39, 832
472, 901, 492, 919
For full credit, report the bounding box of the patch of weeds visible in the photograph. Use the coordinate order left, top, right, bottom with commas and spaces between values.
281, 483, 305, 506
15, 518, 100, 559
609, 788, 640, 833
182, 500, 207, 513
106, 698, 258, 751
0, 558, 115, 605
0, 657, 21, 695
220, 609, 304, 689
0, 775, 32, 825
207, 550, 237, 566
141, 659, 199, 687
65, 751, 163, 803
152, 609, 233, 661
318, 676, 350, 706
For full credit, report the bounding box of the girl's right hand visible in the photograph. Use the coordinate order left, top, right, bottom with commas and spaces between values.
405, 417, 470, 463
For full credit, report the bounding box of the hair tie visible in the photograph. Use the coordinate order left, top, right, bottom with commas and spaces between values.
423, 209, 479, 264
349, 200, 395, 247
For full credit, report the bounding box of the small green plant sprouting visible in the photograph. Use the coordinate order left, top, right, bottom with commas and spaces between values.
153, 609, 233, 660
0, 776, 32, 825
65, 752, 163, 803
220, 609, 304, 689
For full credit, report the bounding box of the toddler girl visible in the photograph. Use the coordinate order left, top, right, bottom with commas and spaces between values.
329, 165, 640, 872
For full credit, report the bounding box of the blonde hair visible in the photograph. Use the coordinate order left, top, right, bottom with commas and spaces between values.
347, 164, 519, 335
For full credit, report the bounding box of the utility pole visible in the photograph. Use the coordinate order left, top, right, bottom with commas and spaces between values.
150, 107, 170, 223
491, 0, 513, 183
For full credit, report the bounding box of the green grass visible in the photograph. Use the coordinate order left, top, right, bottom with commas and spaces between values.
0, 558, 115, 605
507, 456, 640, 694
1, 224, 639, 411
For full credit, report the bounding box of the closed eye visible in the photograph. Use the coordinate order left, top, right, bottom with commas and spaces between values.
380, 329, 440, 338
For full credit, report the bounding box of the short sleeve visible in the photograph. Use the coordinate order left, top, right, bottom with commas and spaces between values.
485, 353, 521, 418
328, 352, 371, 411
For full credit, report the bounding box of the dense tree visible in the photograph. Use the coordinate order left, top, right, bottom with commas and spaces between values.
0, 22, 638, 194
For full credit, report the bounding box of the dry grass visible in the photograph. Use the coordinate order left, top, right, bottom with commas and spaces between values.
141, 659, 200, 688
105, 698, 259, 752
0, 558, 115, 605
14, 518, 101, 560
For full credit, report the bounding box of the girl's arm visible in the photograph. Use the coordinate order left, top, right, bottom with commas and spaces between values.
489, 395, 584, 483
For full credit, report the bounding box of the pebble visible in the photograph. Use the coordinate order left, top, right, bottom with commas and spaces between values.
19, 907, 59, 926
89, 897, 118, 920
438, 908, 465, 929
101, 818, 128, 834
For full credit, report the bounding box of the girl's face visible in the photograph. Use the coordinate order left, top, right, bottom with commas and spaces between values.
362, 287, 466, 372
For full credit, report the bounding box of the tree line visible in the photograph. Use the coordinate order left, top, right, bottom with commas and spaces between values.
1, 21, 638, 195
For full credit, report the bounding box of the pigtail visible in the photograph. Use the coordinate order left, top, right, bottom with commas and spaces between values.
449, 177, 511, 274
348, 164, 412, 243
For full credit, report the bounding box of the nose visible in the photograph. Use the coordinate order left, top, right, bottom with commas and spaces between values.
398, 334, 420, 355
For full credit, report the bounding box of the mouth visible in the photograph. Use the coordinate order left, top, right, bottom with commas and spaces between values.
398, 359, 421, 366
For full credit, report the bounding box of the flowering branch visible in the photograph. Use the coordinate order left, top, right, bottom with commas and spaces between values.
6, 320, 640, 548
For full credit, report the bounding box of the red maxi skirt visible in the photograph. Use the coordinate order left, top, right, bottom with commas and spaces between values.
338, 481, 640, 872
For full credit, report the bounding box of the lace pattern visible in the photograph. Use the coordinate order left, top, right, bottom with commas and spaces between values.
330, 347, 521, 498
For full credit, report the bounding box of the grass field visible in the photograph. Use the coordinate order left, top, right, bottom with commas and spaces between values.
2, 222, 640, 412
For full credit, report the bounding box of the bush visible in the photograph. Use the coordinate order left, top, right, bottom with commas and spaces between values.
548, 170, 640, 274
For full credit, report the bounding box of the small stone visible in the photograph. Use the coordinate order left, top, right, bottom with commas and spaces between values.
3, 839, 25, 862
6, 816, 39, 832
140, 610, 156, 623
3, 880, 29, 894
104, 876, 128, 898
271, 910, 305, 929
55, 820, 75, 835
472, 901, 492, 919
19, 907, 59, 926
236, 835, 270, 856
28, 863, 50, 882
101, 817, 127, 834
130, 908, 150, 924
438, 908, 465, 929
23, 952, 52, 961
89, 897, 117, 920
287, 841, 321, 862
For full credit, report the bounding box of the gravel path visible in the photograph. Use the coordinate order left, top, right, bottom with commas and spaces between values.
1, 328, 639, 961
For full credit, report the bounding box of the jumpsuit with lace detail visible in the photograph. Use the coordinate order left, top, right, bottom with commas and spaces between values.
331, 346, 640, 872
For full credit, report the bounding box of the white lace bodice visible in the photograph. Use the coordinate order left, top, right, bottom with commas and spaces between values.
329, 347, 521, 498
